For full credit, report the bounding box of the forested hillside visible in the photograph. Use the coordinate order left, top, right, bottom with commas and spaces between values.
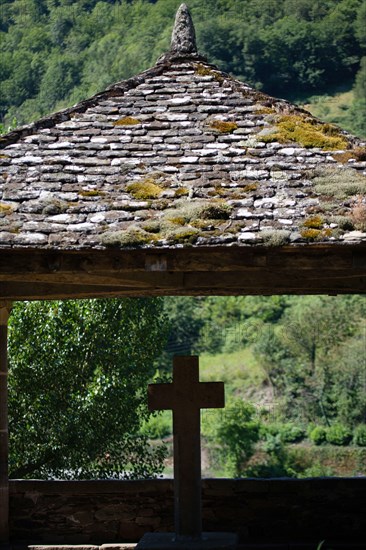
154, 295, 366, 477
162, 295, 366, 431
1, 0, 366, 137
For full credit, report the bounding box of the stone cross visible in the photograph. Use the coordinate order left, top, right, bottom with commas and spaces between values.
148, 356, 224, 540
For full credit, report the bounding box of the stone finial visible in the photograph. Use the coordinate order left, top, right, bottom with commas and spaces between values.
170, 4, 197, 55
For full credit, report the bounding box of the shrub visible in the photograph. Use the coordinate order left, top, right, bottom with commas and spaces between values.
263, 423, 305, 443
326, 424, 352, 446
300, 462, 334, 478
309, 426, 327, 445
245, 434, 298, 478
203, 398, 260, 477
353, 425, 366, 447
280, 423, 306, 443
261, 422, 281, 437
140, 412, 172, 440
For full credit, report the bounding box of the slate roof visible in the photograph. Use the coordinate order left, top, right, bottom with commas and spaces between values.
1, 5, 366, 252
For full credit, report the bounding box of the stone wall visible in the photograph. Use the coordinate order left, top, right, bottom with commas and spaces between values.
10, 478, 366, 545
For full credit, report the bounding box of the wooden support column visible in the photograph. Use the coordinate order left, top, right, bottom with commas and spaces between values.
0, 302, 12, 546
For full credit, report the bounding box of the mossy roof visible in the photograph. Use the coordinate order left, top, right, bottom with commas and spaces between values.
1, 15, 366, 253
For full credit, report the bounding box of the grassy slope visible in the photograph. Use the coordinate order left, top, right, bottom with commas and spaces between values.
199, 348, 265, 395
295, 85, 356, 135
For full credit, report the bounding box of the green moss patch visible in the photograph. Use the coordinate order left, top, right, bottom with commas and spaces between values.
141, 220, 161, 233
127, 174, 174, 200
164, 200, 232, 226
261, 230, 291, 247
158, 199, 233, 243
300, 214, 334, 240
102, 197, 234, 248
127, 179, 163, 200
174, 187, 189, 197
256, 106, 276, 115
190, 219, 215, 230
242, 183, 258, 193
166, 216, 186, 226
261, 114, 348, 150
195, 63, 224, 83
113, 116, 141, 126
101, 227, 155, 247
300, 228, 332, 241
312, 167, 366, 199
303, 215, 324, 229
164, 226, 199, 244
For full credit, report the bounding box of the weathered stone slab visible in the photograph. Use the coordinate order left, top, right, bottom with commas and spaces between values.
29, 546, 99, 550
136, 532, 237, 549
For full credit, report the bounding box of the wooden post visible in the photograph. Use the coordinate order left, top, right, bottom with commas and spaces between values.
0, 302, 12, 546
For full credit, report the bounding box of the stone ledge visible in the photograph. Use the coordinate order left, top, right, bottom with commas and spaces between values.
28, 546, 136, 550
24, 544, 366, 550
29, 547, 100, 550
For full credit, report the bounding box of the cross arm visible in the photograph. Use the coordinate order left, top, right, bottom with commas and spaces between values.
148, 383, 175, 411
198, 381, 225, 409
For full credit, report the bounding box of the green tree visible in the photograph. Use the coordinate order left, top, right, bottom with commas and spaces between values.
347, 56, 366, 137
197, 296, 290, 354
8, 298, 168, 479
160, 296, 204, 372
333, 329, 366, 426
254, 296, 365, 425
202, 398, 260, 477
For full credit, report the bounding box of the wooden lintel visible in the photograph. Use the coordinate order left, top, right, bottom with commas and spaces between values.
0, 245, 363, 276
0, 270, 365, 300
0, 267, 365, 288
0, 244, 365, 299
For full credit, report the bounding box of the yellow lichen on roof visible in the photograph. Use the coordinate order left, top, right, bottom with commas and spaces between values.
262, 114, 349, 150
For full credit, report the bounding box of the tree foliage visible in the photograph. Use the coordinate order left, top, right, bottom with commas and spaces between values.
202, 398, 260, 477
8, 298, 168, 479
253, 295, 366, 427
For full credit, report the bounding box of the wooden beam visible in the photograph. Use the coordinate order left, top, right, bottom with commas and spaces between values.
0, 268, 365, 300
0, 245, 363, 276
0, 244, 365, 299
0, 302, 11, 545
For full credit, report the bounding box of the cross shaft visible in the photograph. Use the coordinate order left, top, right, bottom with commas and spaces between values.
148, 356, 224, 540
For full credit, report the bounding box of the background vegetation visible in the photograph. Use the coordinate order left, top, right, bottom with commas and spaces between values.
1, 0, 366, 137
146, 295, 366, 478
9, 295, 365, 479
